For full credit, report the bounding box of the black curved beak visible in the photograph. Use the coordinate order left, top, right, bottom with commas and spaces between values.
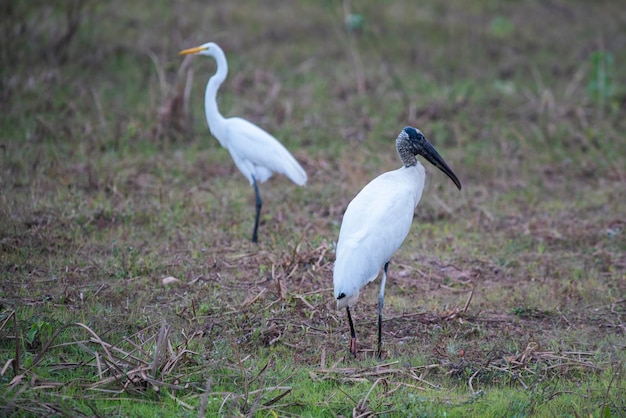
419, 137, 462, 190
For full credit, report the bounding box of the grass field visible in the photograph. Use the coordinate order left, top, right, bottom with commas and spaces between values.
1, 1, 625, 416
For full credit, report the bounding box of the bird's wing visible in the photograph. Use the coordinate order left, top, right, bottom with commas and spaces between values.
333, 169, 421, 305
224, 117, 307, 186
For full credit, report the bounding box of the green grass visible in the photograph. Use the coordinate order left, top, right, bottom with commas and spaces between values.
1, 0, 626, 416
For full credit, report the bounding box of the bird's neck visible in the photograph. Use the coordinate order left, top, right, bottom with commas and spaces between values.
205, 77, 225, 127
204, 51, 229, 136
402, 156, 417, 167
396, 134, 418, 167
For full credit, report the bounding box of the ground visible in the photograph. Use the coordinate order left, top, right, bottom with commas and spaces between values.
1, 1, 625, 416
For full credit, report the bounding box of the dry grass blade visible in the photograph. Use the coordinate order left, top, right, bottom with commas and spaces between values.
353, 377, 388, 418
407, 367, 441, 390
0, 310, 15, 335
161, 348, 200, 375
316, 361, 406, 386
167, 390, 195, 410
3, 319, 204, 400
0, 310, 19, 377
262, 386, 292, 408
246, 356, 277, 416
468, 369, 485, 395
151, 320, 169, 382
242, 288, 268, 309
1, 357, 14, 376
24, 323, 78, 375
294, 294, 315, 311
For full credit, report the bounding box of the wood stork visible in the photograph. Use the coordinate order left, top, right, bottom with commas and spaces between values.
179, 42, 307, 243
333, 126, 462, 358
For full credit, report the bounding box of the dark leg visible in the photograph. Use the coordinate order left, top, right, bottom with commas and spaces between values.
346, 306, 357, 356
377, 262, 389, 359
251, 177, 262, 243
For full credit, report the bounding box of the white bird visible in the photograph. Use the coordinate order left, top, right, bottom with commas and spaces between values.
179, 42, 307, 243
333, 126, 462, 358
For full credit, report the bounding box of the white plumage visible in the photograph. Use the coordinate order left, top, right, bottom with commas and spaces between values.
334, 164, 425, 309
333, 126, 462, 358
217, 116, 307, 187
180, 42, 307, 242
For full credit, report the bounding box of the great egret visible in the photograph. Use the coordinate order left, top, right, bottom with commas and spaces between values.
333, 126, 462, 358
179, 42, 307, 243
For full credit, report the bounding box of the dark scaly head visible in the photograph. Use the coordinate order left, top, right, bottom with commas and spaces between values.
396, 126, 462, 190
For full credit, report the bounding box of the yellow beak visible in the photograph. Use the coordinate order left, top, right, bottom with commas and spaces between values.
179, 46, 206, 55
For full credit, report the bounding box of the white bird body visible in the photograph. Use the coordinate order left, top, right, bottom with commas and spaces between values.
180, 42, 307, 242
215, 116, 307, 186
333, 126, 461, 358
334, 164, 426, 309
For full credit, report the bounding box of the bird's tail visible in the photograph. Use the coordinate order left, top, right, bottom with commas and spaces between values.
336, 291, 359, 310
281, 152, 307, 186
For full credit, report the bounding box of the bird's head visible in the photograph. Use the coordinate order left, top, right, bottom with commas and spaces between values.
179, 42, 221, 57
398, 126, 462, 190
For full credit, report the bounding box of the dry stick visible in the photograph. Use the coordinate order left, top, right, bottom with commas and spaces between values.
151, 320, 169, 383
95, 351, 103, 380
265, 367, 298, 405
272, 264, 286, 300
90, 88, 109, 136
93, 283, 107, 297
161, 349, 201, 376
247, 379, 266, 417
468, 369, 480, 393
9, 311, 20, 376
198, 377, 213, 418
74, 341, 100, 369
87, 337, 150, 368
319, 360, 400, 375
262, 387, 292, 408
146, 50, 167, 104
122, 320, 163, 342
209, 387, 294, 401
167, 391, 194, 410
1, 358, 14, 376
89, 362, 149, 391
82, 333, 165, 389
167, 338, 175, 359
28, 324, 78, 371
516, 374, 529, 390
182, 65, 194, 123
250, 357, 274, 386
91, 364, 188, 392
294, 294, 315, 311
218, 392, 233, 416
390, 382, 427, 393
408, 369, 441, 390
241, 288, 268, 309
288, 227, 308, 267
314, 244, 329, 267
268, 331, 282, 346
140, 373, 189, 391
462, 283, 476, 314
284, 262, 300, 281
301, 287, 333, 297
545, 362, 602, 371
231, 341, 250, 408
354, 377, 386, 418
